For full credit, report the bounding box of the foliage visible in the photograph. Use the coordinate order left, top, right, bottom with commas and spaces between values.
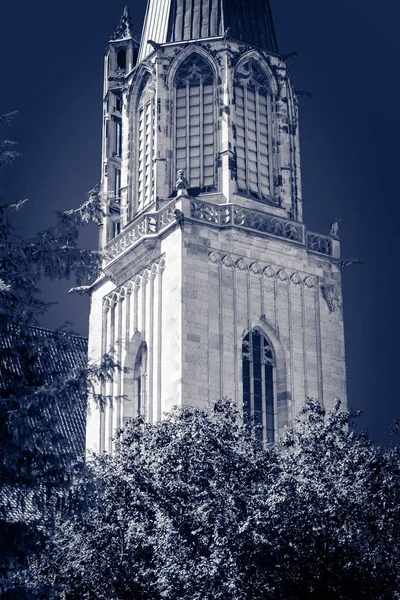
0, 112, 20, 169
27, 399, 400, 600
0, 112, 112, 594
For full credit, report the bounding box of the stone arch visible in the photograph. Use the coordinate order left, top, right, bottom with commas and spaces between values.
304, 275, 317, 289
236, 257, 249, 272
277, 269, 289, 283
221, 254, 235, 269
166, 45, 219, 91
234, 51, 278, 201
234, 50, 278, 95
127, 65, 156, 215
241, 316, 290, 434
158, 256, 166, 272
250, 262, 262, 276
110, 291, 119, 307
263, 265, 276, 279
208, 250, 221, 265
103, 296, 112, 312
116, 46, 127, 70
122, 330, 145, 422
290, 272, 303, 286
127, 65, 154, 112
142, 269, 150, 285
150, 263, 158, 278
169, 48, 219, 193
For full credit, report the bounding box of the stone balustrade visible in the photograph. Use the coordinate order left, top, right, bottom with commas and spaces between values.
104, 200, 176, 263
104, 197, 335, 264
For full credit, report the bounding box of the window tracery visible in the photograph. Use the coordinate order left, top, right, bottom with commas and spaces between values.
235, 58, 272, 200
174, 54, 216, 191
242, 329, 275, 443
136, 73, 155, 209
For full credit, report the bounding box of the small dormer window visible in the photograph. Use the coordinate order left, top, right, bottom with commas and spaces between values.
117, 49, 127, 70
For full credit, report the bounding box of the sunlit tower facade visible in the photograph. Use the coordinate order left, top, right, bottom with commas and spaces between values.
87, 0, 347, 452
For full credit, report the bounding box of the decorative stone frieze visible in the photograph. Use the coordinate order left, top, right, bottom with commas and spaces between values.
208, 250, 319, 287
306, 232, 332, 256
191, 200, 329, 249
102, 255, 166, 309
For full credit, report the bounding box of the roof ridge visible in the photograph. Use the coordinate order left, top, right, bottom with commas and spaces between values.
6, 323, 88, 342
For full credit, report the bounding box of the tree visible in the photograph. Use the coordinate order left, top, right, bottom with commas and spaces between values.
0, 112, 116, 595
27, 399, 400, 600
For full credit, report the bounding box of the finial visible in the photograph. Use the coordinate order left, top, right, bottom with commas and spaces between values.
110, 6, 135, 41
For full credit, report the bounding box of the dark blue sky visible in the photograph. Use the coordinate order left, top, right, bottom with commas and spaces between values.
1, 0, 399, 443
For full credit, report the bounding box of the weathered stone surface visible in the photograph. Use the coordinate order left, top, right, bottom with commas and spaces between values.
87, 6, 347, 452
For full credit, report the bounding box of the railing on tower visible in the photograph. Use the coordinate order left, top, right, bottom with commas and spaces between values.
104, 198, 335, 264
104, 200, 176, 262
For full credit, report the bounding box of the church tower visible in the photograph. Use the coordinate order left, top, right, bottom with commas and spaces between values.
86, 1, 347, 452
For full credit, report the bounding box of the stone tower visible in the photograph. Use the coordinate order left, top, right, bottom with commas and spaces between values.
86, 1, 347, 452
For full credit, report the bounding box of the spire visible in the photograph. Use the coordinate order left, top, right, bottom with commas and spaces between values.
110, 6, 135, 41
138, 0, 278, 62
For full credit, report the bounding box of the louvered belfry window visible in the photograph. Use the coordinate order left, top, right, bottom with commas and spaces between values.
175, 54, 215, 191
235, 59, 272, 199
137, 74, 155, 209
242, 329, 275, 443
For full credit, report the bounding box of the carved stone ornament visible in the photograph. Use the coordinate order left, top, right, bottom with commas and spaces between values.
175, 54, 213, 86
321, 284, 341, 312
176, 169, 190, 197
235, 58, 270, 93
330, 217, 343, 238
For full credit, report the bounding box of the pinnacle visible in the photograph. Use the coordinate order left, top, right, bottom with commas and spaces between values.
110, 6, 135, 41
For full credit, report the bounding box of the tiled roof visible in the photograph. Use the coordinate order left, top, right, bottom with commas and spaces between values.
0, 325, 88, 460
139, 0, 278, 62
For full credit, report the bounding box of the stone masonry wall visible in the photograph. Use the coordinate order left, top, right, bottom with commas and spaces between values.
181, 220, 347, 436
86, 227, 184, 452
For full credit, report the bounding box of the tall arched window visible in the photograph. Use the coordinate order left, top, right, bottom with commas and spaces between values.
117, 48, 127, 70
242, 329, 275, 442
136, 74, 155, 209
134, 342, 148, 418
235, 59, 272, 200
174, 54, 216, 191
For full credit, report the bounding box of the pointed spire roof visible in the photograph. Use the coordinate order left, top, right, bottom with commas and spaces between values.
110, 6, 135, 41
138, 0, 278, 62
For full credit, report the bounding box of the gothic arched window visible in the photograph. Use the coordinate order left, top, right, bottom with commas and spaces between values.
117, 48, 127, 70
136, 74, 155, 210
235, 59, 272, 200
242, 329, 275, 442
174, 54, 216, 191
134, 342, 148, 418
